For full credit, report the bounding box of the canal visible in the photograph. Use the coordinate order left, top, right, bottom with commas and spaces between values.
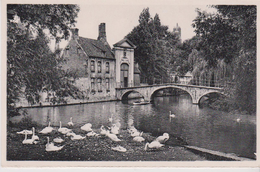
16, 94, 256, 159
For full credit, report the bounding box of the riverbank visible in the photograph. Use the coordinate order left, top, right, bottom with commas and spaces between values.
7, 93, 256, 161
7, 113, 256, 161
6, 118, 207, 161
13, 90, 185, 109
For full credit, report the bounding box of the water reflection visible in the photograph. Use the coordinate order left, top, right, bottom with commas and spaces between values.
18, 94, 256, 159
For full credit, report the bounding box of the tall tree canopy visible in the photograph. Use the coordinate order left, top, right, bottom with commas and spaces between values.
7, 5, 79, 39
126, 8, 181, 84
7, 4, 80, 116
192, 5, 256, 114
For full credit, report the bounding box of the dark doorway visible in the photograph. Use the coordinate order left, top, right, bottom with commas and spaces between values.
124, 77, 128, 87
121, 63, 129, 87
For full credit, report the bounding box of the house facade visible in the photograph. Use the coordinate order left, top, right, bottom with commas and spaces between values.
178, 71, 193, 84
113, 38, 137, 88
61, 23, 117, 103
15, 23, 140, 107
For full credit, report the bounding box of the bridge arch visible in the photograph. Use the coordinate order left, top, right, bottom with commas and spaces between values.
120, 90, 145, 100
149, 86, 193, 102
197, 90, 226, 105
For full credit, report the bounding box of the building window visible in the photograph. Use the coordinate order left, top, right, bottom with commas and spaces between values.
121, 63, 129, 87
97, 61, 101, 73
106, 78, 110, 92
91, 60, 95, 72
91, 78, 95, 91
97, 78, 102, 92
84, 60, 88, 74
105, 62, 109, 73
123, 49, 127, 57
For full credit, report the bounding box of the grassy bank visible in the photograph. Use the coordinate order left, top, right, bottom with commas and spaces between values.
6, 118, 206, 161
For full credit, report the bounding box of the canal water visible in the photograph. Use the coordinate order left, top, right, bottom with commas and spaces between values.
14, 94, 256, 159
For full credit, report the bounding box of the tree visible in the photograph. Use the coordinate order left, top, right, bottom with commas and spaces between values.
192, 5, 256, 114
7, 4, 80, 116
7, 5, 79, 39
126, 8, 180, 84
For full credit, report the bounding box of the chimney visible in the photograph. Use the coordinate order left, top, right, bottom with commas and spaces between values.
98, 23, 107, 42
71, 28, 79, 40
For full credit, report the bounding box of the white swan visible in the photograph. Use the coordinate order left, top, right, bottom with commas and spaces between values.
144, 141, 164, 151
236, 118, 241, 123
155, 133, 169, 143
130, 130, 143, 137
100, 125, 107, 136
66, 131, 76, 137
17, 129, 32, 135
45, 137, 64, 152
22, 132, 37, 144
86, 131, 99, 137
111, 145, 127, 152
31, 127, 39, 141
106, 131, 121, 142
53, 137, 64, 143
111, 124, 120, 135
169, 111, 176, 118
71, 134, 86, 140
39, 122, 53, 134
58, 121, 71, 134
133, 136, 145, 143
67, 132, 76, 136
67, 117, 74, 126
128, 126, 138, 133
81, 123, 93, 132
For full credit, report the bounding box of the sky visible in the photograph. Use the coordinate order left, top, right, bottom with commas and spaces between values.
58, 1, 217, 48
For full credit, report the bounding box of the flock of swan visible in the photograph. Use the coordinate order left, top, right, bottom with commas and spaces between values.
16, 112, 173, 153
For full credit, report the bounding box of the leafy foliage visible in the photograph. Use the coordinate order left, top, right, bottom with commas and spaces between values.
191, 5, 256, 114
126, 8, 181, 84
7, 4, 79, 40
7, 4, 80, 116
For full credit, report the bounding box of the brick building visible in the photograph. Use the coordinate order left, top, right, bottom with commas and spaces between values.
15, 23, 140, 107
59, 23, 140, 104
61, 23, 117, 102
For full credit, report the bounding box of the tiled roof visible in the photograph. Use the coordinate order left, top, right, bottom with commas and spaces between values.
78, 37, 114, 59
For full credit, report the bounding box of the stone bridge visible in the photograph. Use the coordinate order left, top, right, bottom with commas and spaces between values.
115, 83, 224, 104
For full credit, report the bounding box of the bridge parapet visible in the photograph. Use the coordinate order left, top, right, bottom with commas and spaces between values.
116, 84, 224, 104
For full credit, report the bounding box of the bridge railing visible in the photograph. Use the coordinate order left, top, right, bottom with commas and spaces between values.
116, 81, 134, 88
177, 79, 234, 88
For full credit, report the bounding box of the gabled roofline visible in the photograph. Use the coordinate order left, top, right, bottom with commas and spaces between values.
76, 41, 89, 58
113, 38, 136, 49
